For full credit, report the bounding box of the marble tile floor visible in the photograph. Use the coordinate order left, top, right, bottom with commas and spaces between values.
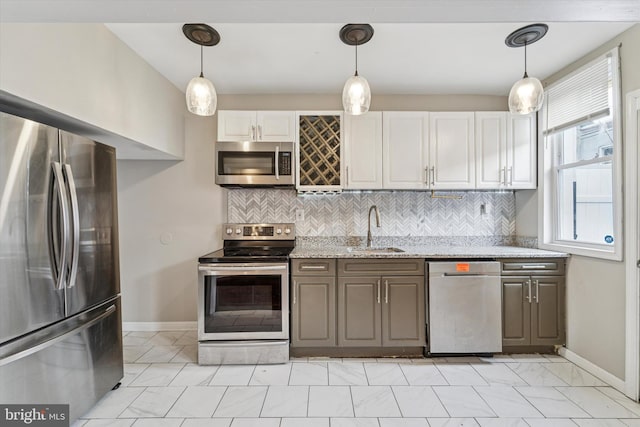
72, 330, 640, 427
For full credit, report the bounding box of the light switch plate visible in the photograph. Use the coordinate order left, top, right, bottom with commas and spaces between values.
295, 208, 305, 221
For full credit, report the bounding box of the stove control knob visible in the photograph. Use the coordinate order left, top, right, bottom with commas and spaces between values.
235, 228, 242, 235
276, 228, 282, 235
225, 228, 233, 235
284, 228, 291, 235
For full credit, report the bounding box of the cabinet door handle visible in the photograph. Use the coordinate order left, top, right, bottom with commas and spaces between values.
425, 167, 429, 185
384, 280, 389, 304
430, 166, 435, 186
293, 280, 297, 305
526, 279, 532, 303
377, 279, 381, 304
508, 167, 513, 185
501, 167, 506, 185
533, 279, 539, 303
258, 124, 262, 140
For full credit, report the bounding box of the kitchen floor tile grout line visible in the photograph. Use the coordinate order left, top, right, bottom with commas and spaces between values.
210, 384, 230, 418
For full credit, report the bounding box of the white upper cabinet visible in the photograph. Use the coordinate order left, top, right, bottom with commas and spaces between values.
217, 110, 255, 141
217, 110, 295, 142
506, 113, 537, 189
475, 112, 536, 190
429, 112, 475, 190
257, 111, 296, 142
476, 112, 507, 189
344, 112, 383, 190
383, 112, 429, 190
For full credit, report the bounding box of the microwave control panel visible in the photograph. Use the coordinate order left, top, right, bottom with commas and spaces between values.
278, 152, 292, 175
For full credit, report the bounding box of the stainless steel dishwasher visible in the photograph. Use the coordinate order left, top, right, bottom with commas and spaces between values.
428, 261, 502, 354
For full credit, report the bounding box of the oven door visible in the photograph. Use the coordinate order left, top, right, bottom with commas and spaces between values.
198, 263, 289, 341
215, 141, 294, 187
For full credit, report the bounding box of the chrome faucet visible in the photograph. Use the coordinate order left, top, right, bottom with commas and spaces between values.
367, 205, 381, 248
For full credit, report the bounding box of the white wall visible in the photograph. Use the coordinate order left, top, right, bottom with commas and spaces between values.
514, 23, 640, 380
117, 114, 226, 323
0, 23, 185, 160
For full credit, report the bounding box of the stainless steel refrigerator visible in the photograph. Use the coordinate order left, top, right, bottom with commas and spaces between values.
0, 111, 123, 421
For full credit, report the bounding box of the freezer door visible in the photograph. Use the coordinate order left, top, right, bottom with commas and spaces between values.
0, 112, 65, 344
0, 297, 123, 422
60, 132, 120, 316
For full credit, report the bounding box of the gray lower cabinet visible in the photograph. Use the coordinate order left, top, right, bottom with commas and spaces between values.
292, 258, 426, 350
382, 276, 426, 346
337, 276, 382, 347
291, 259, 337, 347
531, 275, 565, 345
337, 259, 426, 348
502, 276, 531, 346
501, 259, 566, 348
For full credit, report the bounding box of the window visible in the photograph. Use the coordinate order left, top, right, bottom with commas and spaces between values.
540, 48, 622, 260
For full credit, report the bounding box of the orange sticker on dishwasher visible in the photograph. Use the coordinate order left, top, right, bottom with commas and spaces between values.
456, 263, 470, 272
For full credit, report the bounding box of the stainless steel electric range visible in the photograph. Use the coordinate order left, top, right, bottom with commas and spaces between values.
197, 223, 295, 365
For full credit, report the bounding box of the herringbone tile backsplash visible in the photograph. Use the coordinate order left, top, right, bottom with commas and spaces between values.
228, 189, 515, 238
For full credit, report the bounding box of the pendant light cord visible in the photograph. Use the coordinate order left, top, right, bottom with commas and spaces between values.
200, 44, 204, 78
523, 41, 529, 79
354, 41, 359, 77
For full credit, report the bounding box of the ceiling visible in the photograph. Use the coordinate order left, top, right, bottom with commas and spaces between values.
2, 1, 638, 96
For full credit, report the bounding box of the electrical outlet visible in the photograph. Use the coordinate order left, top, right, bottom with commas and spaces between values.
295, 209, 305, 221
480, 203, 491, 215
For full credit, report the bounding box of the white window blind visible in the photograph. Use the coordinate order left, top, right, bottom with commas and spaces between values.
544, 52, 612, 135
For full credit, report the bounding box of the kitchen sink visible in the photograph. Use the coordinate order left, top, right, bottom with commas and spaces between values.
347, 247, 405, 254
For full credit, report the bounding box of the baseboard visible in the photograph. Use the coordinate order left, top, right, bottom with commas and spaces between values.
122, 321, 197, 332
559, 347, 625, 392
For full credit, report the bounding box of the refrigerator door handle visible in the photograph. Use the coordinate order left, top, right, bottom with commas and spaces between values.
0, 304, 116, 367
50, 162, 70, 290
63, 164, 80, 288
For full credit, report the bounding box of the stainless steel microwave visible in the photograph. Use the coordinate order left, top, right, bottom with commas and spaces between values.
215, 141, 295, 187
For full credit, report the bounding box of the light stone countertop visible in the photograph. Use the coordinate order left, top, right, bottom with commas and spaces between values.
290, 245, 568, 259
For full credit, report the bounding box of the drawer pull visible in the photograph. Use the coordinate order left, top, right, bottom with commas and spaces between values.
300, 265, 326, 270
521, 265, 549, 269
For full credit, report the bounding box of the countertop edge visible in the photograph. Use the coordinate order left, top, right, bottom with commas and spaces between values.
290, 245, 569, 259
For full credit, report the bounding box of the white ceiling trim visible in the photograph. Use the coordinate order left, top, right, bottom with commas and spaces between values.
1, 0, 639, 23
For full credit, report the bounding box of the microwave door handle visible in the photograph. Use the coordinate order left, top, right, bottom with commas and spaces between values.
275, 146, 280, 180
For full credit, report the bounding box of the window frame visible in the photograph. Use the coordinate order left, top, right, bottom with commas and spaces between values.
539, 47, 623, 261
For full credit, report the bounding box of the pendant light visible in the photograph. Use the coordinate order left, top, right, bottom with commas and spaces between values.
340, 24, 374, 115
505, 23, 548, 115
183, 23, 220, 116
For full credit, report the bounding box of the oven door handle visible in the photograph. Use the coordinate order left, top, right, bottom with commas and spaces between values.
199, 264, 287, 273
